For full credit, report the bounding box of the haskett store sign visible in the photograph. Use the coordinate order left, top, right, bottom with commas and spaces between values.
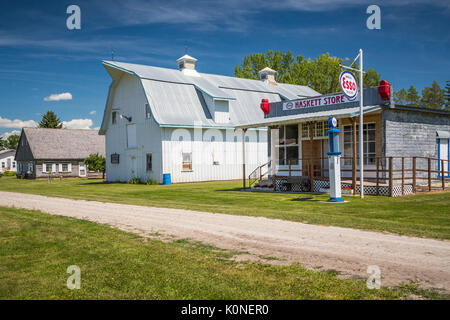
282, 93, 357, 111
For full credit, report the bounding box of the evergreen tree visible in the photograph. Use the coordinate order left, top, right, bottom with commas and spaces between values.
420, 81, 445, 109
445, 80, 450, 110
38, 111, 63, 129
406, 85, 420, 106
394, 88, 408, 105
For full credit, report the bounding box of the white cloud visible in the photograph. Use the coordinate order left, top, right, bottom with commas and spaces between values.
62, 118, 94, 129
1, 129, 21, 139
44, 92, 72, 101
0, 116, 37, 129
89, 110, 97, 115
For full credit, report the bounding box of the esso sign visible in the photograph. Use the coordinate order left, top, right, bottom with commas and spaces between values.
339, 71, 358, 100
328, 117, 338, 128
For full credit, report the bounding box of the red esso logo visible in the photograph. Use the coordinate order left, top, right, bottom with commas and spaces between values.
332, 118, 338, 127
339, 71, 358, 100
286, 102, 294, 110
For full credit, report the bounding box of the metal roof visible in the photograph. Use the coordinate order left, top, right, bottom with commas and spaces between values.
101, 60, 320, 131
235, 106, 381, 129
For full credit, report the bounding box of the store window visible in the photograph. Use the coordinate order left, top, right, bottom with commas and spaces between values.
277, 124, 299, 165
343, 123, 376, 165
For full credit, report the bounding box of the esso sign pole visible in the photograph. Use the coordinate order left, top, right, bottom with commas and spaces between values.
339, 49, 364, 199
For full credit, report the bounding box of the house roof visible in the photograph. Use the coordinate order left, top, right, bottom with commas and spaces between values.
22, 128, 105, 160
100, 60, 320, 133
0, 149, 15, 156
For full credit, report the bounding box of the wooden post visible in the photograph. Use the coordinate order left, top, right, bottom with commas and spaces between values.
352, 118, 357, 193
412, 157, 416, 193
309, 122, 315, 192
242, 128, 247, 189
442, 160, 445, 190
288, 160, 291, 177
389, 157, 393, 197
428, 157, 432, 192
401, 157, 405, 196
376, 157, 380, 196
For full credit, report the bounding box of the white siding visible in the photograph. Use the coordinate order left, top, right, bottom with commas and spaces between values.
105, 73, 162, 182
162, 127, 267, 183
0, 152, 17, 173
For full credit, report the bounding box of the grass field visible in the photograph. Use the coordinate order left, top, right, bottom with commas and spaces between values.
1, 206, 447, 300
0, 176, 449, 239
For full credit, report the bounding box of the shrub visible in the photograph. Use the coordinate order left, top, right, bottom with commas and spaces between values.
2, 171, 16, 177
128, 178, 143, 184
145, 179, 159, 185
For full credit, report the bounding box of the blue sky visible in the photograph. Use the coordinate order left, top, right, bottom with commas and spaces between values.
0, 0, 449, 137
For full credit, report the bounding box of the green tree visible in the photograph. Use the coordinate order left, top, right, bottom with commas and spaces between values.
394, 88, 408, 105
445, 80, 450, 110
84, 153, 106, 179
234, 50, 381, 94
406, 85, 420, 106
420, 80, 445, 109
3, 134, 20, 150
39, 111, 63, 129
0, 136, 4, 150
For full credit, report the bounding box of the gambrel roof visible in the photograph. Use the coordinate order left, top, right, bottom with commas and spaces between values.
100, 60, 320, 134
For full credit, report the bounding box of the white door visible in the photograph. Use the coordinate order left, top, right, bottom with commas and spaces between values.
439, 138, 449, 177
79, 162, 87, 177
130, 156, 136, 178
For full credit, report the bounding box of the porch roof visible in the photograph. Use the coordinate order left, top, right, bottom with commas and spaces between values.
235, 105, 381, 129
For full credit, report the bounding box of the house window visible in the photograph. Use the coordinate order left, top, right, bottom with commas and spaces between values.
145, 104, 151, 119
277, 125, 299, 165
111, 153, 120, 164
182, 152, 192, 171
61, 163, 69, 172
12, 162, 16, 168
112, 111, 117, 124
146, 154, 152, 171
343, 123, 376, 165
44, 163, 53, 173
1, 162, 4, 168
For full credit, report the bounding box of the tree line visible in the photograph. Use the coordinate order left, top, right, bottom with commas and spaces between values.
234, 50, 449, 110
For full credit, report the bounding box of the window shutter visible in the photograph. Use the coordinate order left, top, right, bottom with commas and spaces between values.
59, 164, 63, 172
52, 164, 56, 173
68, 163, 72, 172
42, 163, 46, 173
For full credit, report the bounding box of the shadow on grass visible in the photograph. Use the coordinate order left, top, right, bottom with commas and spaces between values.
291, 197, 321, 202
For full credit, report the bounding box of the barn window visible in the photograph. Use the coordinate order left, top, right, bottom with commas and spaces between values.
111, 153, 120, 164
146, 154, 152, 171
112, 111, 117, 124
145, 104, 151, 119
182, 152, 192, 171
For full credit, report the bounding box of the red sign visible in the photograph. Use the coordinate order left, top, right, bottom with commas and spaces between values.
339, 71, 358, 100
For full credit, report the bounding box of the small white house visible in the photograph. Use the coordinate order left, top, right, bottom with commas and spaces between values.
0, 149, 17, 173
100, 55, 319, 183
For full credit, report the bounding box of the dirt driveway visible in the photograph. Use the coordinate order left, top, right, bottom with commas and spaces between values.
1, 191, 449, 292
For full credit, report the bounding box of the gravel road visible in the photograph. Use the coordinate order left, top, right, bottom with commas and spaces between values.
1, 191, 449, 291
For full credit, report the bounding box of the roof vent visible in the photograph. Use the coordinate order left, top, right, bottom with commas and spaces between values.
258, 67, 277, 86
176, 54, 200, 77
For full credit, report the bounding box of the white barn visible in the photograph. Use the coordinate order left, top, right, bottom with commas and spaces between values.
100, 55, 319, 183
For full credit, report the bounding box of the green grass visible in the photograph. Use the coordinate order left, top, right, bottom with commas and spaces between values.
0, 176, 449, 239
1, 206, 447, 300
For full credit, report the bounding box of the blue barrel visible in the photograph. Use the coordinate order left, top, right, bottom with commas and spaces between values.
163, 173, 171, 185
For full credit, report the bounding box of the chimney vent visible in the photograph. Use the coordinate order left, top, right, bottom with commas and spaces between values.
258, 67, 277, 86
176, 54, 199, 77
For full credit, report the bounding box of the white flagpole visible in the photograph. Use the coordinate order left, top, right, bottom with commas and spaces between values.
359, 49, 364, 198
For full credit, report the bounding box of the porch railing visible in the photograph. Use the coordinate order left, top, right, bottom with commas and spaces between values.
246, 156, 450, 196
